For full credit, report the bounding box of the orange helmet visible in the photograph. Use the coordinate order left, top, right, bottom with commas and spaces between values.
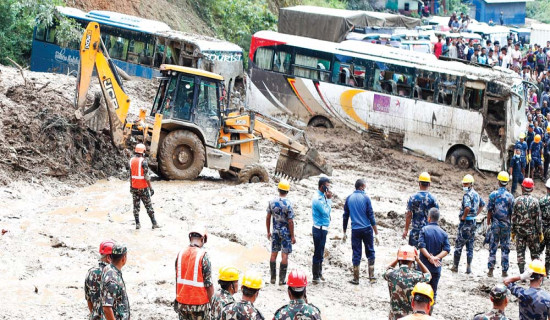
397, 245, 417, 261
535, 134, 542, 143
135, 143, 146, 153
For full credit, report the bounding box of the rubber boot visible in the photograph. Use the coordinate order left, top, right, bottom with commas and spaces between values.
150, 214, 161, 229
135, 216, 141, 230
319, 264, 326, 282
451, 256, 459, 273
350, 265, 360, 285
368, 260, 376, 283
466, 257, 472, 274
312, 264, 320, 284
270, 262, 277, 284
487, 268, 494, 277
279, 263, 287, 285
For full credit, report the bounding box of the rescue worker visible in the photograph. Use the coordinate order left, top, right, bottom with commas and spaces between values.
512, 178, 543, 273
273, 269, 321, 320
487, 171, 514, 277
211, 266, 240, 320
343, 178, 379, 284
509, 147, 526, 196
174, 227, 214, 320
221, 271, 264, 320
452, 174, 485, 274
383, 245, 432, 320
266, 179, 295, 285
472, 284, 510, 320
504, 259, 550, 320
529, 134, 544, 179
85, 240, 115, 320
397, 283, 436, 320
544, 126, 550, 179
129, 143, 159, 229
402, 172, 439, 248
311, 177, 332, 283
527, 124, 536, 148
418, 208, 450, 301
539, 179, 550, 273
100, 243, 129, 320
515, 132, 528, 163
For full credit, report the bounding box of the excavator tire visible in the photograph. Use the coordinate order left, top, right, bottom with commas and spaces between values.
159, 130, 205, 180
237, 165, 269, 184
219, 170, 236, 180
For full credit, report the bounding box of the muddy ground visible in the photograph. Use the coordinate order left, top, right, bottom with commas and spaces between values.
1, 65, 549, 319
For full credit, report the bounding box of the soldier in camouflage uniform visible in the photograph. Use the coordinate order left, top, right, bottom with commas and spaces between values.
210, 266, 239, 320
384, 245, 432, 320
473, 284, 510, 320
539, 179, 550, 273
403, 172, 439, 248
85, 240, 114, 320
486, 172, 515, 278
273, 269, 320, 320
129, 143, 159, 230
452, 174, 485, 274
511, 178, 543, 273
221, 271, 264, 320
100, 243, 130, 320
504, 259, 550, 320
266, 180, 295, 285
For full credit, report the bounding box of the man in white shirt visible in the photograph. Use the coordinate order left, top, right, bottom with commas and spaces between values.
511, 43, 522, 69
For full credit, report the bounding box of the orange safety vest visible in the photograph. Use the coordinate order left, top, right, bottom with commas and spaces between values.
176, 247, 209, 305
130, 156, 148, 189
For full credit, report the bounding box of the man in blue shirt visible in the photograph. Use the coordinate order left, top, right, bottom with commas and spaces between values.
343, 179, 379, 285
311, 177, 332, 283
529, 134, 543, 179
418, 208, 450, 301
544, 126, 550, 179
510, 147, 527, 196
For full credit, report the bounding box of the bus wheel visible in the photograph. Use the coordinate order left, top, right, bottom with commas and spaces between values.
450, 148, 474, 170
159, 130, 205, 180
308, 117, 334, 128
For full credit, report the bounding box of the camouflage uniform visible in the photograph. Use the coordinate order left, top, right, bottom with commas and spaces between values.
512, 193, 542, 270
129, 157, 155, 224
267, 197, 295, 253
487, 187, 514, 272
174, 252, 213, 320
406, 191, 439, 247
454, 188, 485, 261
220, 300, 264, 320
540, 194, 550, 271
383, 265, 432, 320
210, 288, 235, 320
273, 299, 321, 320
85, 261, 107, 320
473, 309, 508, 320
508, 282, 550, 320
100, 245, 129, 320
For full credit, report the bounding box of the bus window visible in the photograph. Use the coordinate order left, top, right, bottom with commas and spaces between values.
128, 40, 153, 65
104, 35, 129, 61
353, 65, 366, 88
35, 24, 46, 41
254, 47, 274, 70
393, 72, 412, 97
338, 65, 352, 86
465, 88, 484, 111
46, 26, 57, 43
374, 69, 393, 94
273, 50, 291, 73
415, 77, 434, 102
294, 54, 330, 81
154, 44, 165, 67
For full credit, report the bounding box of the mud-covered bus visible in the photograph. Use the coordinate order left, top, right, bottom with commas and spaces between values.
246, 30, 527, 172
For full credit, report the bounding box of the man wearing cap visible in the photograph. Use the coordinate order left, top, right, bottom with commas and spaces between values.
311, 177, 332, 283
273, 270, 321, 320
512, 178, 543, 273
266, 179, 295, 285
343, 178, 379, 284
504, 259, 550, 319
383, 246, 431, 320
100, 243, 129, 320
221, 271, 264, 320
487, 172, 515, 277
398, 283, 436, 320
211, 267, 239, 320
538, 180, 550, 273
85, 240, 115, 320
403, 172, 439, 248
129, 143, 159, 230
174, 227, 214, 320
473, 284, 510, 320
452, 174, 485, 274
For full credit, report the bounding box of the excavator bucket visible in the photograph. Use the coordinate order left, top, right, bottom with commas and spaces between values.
275, 148, 333, 180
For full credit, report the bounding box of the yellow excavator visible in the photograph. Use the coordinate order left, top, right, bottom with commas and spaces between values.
75, 22, 331, 182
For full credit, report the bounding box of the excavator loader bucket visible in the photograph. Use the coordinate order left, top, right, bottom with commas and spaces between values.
275, 148, 332, 180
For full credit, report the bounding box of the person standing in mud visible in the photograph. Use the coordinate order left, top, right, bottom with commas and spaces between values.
402, 172, 439, 248
509, 147, 526, 196
311, 177, 332, 283
539, 179, 550, 274
129, 143, 159, 230
100, 244, 129, 320
85, 240, 115, 320
451, 174, 485, 274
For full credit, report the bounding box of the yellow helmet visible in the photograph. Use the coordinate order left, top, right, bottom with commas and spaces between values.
535, 134, 542, 143
529, 259, 547, 276
411, 282, 434, 306
547, 126, 550, 133
242, 271, 263, 289
519, 132, 526, 139
497, 171, 510, 183
418, 172, 431, 183
462, 174, 474, 184
278, 179, 290, 192
219, 266, 240, 282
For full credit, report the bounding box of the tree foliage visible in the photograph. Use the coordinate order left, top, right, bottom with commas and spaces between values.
527, 0, 550, 24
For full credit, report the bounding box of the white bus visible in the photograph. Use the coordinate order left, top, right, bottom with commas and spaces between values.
246, 30, 526, 171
